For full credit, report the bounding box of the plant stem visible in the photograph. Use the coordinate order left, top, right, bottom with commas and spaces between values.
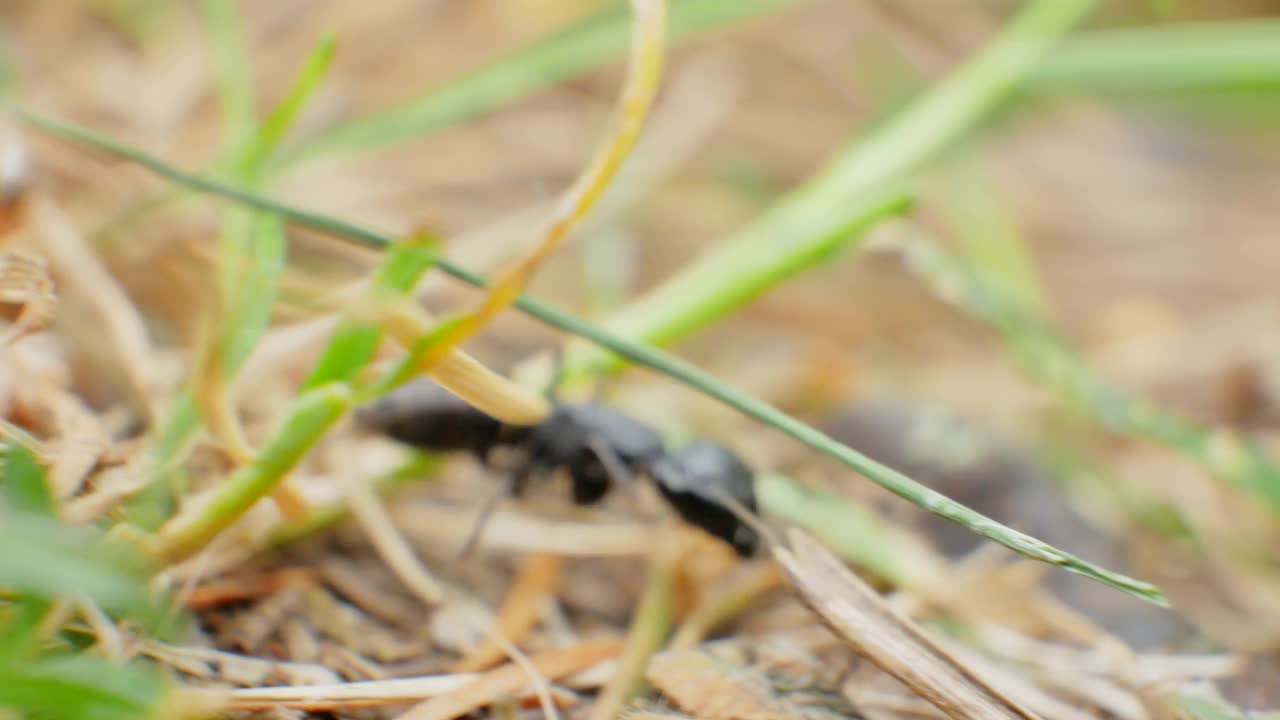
149, 383, 352, 564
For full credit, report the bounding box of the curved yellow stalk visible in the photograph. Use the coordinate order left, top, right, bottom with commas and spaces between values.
408, 0, 668, 376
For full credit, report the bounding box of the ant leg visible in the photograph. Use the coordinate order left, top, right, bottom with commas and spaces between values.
575, 435, 635, 505
457, 465, 530, 558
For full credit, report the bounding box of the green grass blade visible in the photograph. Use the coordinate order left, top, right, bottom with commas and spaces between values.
903, 237, 1280, 516
217, 32, 340, 376
201, 0, 256, 163
218, 211, 286, 373
563, 0, 1097, 377
241, 33, 336, 172
941, 158, 1048, 316
301, 325, 382, 390
372, 234, 441, 293
152, 383, 353, 564
1036, 19, 1280, 92
276, 0, 810, 165
3, 103, 1168, 605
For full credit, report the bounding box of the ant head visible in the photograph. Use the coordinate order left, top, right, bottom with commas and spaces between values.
649, 451, 764, 558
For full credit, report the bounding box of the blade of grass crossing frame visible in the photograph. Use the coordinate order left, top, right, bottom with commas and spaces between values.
0, 104, 1170, 603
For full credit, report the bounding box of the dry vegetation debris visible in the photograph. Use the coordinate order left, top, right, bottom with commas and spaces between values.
1, 1, 1279, 719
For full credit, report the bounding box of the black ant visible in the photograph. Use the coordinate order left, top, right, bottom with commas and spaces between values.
356, 379, 759, 556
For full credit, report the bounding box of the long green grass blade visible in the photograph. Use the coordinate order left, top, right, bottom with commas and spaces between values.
277, 0, 810, 165
218, 211, 286, 372
562, 0, 1098, 378
0, 104, 1168, 605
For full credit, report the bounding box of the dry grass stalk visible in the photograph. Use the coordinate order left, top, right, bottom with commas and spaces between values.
389, 501, 657, 556
646, 647, 808, 720
670, 561, 785, 650
0, 248, 55, 343
776, 528, 1043, 720
394, 639, 625, 720
28, 192, 157, 419
347, 482, 445, 605
453, 552, 564, 673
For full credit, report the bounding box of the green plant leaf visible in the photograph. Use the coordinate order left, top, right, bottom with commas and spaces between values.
2, 442, 54, 516
0, 509, 160, 624
0, 652, 168, 720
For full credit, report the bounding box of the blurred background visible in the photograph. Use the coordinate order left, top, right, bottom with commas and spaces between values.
5, 0, 1280, 712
